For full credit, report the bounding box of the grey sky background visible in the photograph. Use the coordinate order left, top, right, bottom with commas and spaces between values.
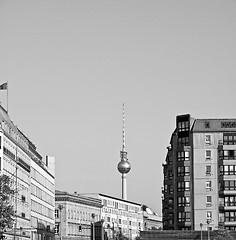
0, 0, 236, 214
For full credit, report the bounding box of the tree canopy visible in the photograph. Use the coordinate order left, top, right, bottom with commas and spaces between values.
214, 228, 233, 240
0, 174, 16, 231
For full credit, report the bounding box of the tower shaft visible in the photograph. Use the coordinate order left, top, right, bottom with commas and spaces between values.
117, 104, 131, 200
121, 173, 127, 200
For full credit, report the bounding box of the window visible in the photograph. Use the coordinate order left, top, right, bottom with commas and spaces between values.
21, 195, 26, 202
219, 165, 224, 175
222, 165, 236, 175
168, 198, 173, 209
55, 224, 59, 234
178, 196, 190, 207
168, 170, 173, 180
205, 135, 211, 144
164, 184, 167, 193
224, 150, 236, 160
178, 121, 189, 132
169, 185, 173, 194
223, 180, 236, 190
205, 122, 210, 128
223, 133, 236, 145
225, 211, 236, 222
206, 196, 212, 206
206, 181, 212, 190
206, 165, 211, 175
177, 151, 190, 161
55, 209, 59, 218
225, 196, 236, 206
177, 166, 190, 176
178, 137, 189, 146
205, 150, 211, 160
207, 211, 212, 220
185, 181, 190, 191
177, 181, 190, 191
178, 212, 190, 222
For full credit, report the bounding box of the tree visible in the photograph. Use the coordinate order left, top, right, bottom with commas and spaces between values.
213, 227, 233, 240
0, 174, 16, 231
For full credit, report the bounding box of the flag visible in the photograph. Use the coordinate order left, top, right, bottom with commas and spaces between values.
0, 82, 7, 90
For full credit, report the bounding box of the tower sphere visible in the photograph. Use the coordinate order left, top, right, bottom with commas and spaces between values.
117, 160, 131, 174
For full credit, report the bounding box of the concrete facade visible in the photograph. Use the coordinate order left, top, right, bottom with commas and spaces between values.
0, 105, 55, 240
163, 114, 236, 231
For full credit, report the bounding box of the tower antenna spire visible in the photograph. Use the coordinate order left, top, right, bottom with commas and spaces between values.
122, 103, 126, 152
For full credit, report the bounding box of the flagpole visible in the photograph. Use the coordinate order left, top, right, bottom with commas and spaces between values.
7, 81, 8, 114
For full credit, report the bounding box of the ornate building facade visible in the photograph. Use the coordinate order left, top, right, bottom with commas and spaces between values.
55, 190, 102, 240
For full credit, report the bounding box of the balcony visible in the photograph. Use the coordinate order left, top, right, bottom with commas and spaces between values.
224, 221, 236, 227
224, 205, 236, 211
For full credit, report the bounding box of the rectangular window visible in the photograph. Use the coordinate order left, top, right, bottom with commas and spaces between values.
207, 211, 212, 220
177, 196, 190, 207
225, 211, 236, 222
55, 224, 59, 234
229, 165, 235, 175
185, 166, 190, 176
223, 181, 236, 190
178, 137, 189, 146
168, 198, 173, 209
206, 150, 211, 160
223, 133, 236, 145
206, 196, 212, 206
225, 196, 236, 206
205, 135, 211, 145
185, 181, 190, 191
55, 209, 59, 218
177, 166, 190, 176
206, 165, 211, 175
178, 121, 189, 132
224, 150, 236, 160
177, 182, 184, 192
177, 166, 184, 176
177, 151, 190, 161
168, 170, 173, 180
206, 181, 212, 190
177, 181, 190, 192
223, 165, 236, 175
178, 212, 190, 222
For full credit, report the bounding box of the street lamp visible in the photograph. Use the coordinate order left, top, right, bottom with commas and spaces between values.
58, 204, 63, 240
200, 223, 203, 240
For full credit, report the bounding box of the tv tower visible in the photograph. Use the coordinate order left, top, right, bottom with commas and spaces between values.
117, 103, 131, 200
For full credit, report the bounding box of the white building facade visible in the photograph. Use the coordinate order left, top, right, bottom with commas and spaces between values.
0, 106, 55, 240
85, 193, 143, 240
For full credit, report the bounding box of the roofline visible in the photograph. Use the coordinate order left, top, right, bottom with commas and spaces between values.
57, 191, 142, 206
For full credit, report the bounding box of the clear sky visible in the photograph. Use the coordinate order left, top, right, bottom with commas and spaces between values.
0, 0, 236, 214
